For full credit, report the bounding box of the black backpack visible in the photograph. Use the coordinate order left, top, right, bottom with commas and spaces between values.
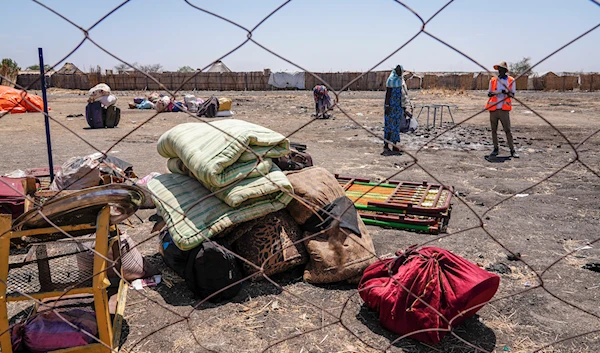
184, 240, 243, 302
197, 96, 220, 118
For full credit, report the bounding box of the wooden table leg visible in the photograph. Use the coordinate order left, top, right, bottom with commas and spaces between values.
0, 215, 13, 353
93, 206, 113, 353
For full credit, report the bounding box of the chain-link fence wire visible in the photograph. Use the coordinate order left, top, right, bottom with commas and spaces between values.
0, 0, 599, 351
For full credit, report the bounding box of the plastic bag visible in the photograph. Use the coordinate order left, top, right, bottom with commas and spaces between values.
184, 95, 199, 113
134, 172, 160, 208
49, 154, 102, 191
88, 83, 111, 102
95, 94, 117, 107
408, 116, 419, 132
4, 169, 27, 178
155, 96, 171, 112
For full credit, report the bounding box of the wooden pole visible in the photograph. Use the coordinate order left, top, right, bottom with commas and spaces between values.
93, 206, 114, 352
0, 215, 12, 353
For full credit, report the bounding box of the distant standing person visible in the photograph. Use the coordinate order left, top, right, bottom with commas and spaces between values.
383, 65, 410, 155
313, 85, 331, 119
486, 61, 519, 158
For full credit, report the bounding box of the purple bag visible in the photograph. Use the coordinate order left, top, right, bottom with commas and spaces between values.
85, 101, 104, 129
133, 97, 144, 104
11, 309, 98, 353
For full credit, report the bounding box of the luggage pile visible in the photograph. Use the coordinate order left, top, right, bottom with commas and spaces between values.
86, 83, 120, 129
337, 175, 453, 234
127, 93, 235, 117
148, 120, 377, 301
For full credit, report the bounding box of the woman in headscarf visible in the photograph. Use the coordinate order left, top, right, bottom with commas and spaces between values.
383, 65, 410, 155
313, 85, 332, 119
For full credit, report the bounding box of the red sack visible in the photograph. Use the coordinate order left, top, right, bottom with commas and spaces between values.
359, 246, 500, 344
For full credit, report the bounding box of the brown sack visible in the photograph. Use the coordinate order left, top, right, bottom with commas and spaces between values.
76, 232, 159, 282
285, 167, 377, 283
285, 167, 346, 225
302, 217, 376, 284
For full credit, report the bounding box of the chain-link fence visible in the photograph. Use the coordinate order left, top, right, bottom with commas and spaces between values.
1, 0, 600, 352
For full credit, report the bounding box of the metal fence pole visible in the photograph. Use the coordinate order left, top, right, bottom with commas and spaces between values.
38, 48, 55, 182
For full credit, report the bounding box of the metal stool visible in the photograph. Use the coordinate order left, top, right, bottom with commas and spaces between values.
414, 104, 457, 129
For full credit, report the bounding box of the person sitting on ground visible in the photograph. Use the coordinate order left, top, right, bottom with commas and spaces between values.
313, 85, 332, 119
383, 64, 411, 155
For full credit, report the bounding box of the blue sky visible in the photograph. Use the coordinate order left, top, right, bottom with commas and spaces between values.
2, 0, 599, 73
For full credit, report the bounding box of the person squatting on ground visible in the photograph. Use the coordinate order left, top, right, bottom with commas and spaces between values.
486, 61, 519, 158
383, 65, 411, 155
313, 85, 332, 119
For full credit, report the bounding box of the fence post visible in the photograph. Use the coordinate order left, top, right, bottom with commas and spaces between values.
38, 48, 55, 182
170, 73, 173, 91
194, 74, 197, 91
245, 73, 248, 91
220, 73, 223, 91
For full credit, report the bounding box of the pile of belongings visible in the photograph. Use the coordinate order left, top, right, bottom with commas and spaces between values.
148, 120, 376, 301
337, 176, 453, 234
195, 96, 234, 118
86, 83, 120, 129
359, 245, 500, 344
183, 95, 233, 117
0, 151, 155, 221
127, 93, 234, 117
128, 92, 181, 111
47, 152, 158, 210
9, 152, 156, 210
0, 86, 47, 114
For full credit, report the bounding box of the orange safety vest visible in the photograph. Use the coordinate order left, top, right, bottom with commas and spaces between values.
486, 76, 514, 111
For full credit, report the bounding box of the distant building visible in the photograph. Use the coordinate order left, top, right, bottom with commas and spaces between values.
207, 61, 232, 73
55, 62, 85, 75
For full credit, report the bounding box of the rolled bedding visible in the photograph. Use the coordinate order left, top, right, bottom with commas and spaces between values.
157, 120, 293, 207
148, 173, 292, 250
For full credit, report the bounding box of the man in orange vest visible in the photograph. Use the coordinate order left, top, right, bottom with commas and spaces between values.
486, 61, 519, 158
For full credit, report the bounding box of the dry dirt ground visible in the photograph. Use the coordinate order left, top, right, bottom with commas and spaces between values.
1, 89, 600, 353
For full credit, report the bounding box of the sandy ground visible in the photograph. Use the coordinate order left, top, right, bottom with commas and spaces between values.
1, 89, 600, 353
